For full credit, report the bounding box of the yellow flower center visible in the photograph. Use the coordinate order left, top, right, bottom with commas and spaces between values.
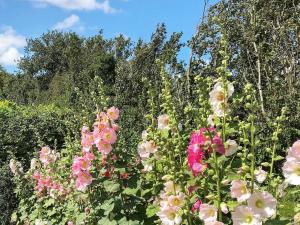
245, 215, 253, 223
255, 199, 265, 209
216, 92, 225, 101
295, 167, 300, 176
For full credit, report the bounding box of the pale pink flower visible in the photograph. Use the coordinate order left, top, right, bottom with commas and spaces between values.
67, 222, 74, 225
163, 181, 180, 194
220, 202, 228, 214
205, 222, 224, 225
199, 204, 217, 223
72, 156, 91, 175
282, 159, 300, 185
112, 123, 120, 131
232, 206, 262, 225
167, 192, 185, 210
294, 212, 300, 224
32, 171, 41, 180
254, 167, 267, 183
107, 106, 120, 121
100, 128, 117, 144
75, 171, 93, 192
39, 146, 52, 165
81, 127, 94, 152
247, 191, 277, 218
230, 180, 251, 202
83, 152, 95, 161
288, 140, 300, 161
225, 139, 238, 156
142, 160, 153, 171
158, 114, 170, 130
138, 142, 150, 159
144, 140, 157, 154
157, 207, 182, 225
97, 140, 112, 155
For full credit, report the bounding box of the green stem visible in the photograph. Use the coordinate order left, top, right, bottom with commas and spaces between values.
206, 128, 222, 221
269, 124, 280, 178
250, 118, 255, 193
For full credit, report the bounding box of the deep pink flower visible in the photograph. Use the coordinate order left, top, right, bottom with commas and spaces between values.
192, 200, 202, 213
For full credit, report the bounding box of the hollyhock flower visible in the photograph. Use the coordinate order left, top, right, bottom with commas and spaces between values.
30, 158, 38, 169
254, 167, 267, 183
98, 112, 109, 123
81, 126, 94, 152
142, 160, 153, 171
75, 171, 93, 192
205, 222, 224, 225
144, 140, 157, 154
287, 140, 300, 161
111, 123, 119, 131
9, 159, 18, 174
294, 212, 300, 224
100, 128, 117, 144
225, 139, 238, 156
32, 171, 41, 180
83, 152, 95, 161
67, 222, 74, 225
39, 146, 52, 165
157, 207, 182, 225
164, 180, 181, 194
158, 114, 170, 130
97, 140, 113, 155
282, 159, 300, 185
72, 156, 91, 175
192, 200, 202, 213
199, 204, 217, 223
212, 133, 225, 154
230, 180, 251, 202
207, 115, 215, 127
232, 206, 262, 225
167, 192, 185, 210
220, 202, 228, 214
107, 106, 119, 121
247, 191, 277, 218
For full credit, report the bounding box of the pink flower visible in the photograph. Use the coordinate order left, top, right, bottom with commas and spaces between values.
212, 133, 225, 154
100, 128, 117, 144
192, 200, 202, 213
107, 106, 120, 121
81, 127, 94, 152
83, 152, 95, 161
32, 171, 40, 180
39, 146, 51, 165
76, 171, 93, 191
97, 140, 113, 155
72, 156, 91, 175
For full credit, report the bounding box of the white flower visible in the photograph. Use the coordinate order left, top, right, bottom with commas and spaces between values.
232, 206, 262, 225
230, 180, 251, 202
282, 159, 300, 185
225, 139, 238, 156
142, 160, 153, 171
30, 158, 38, 170
209, 82, 234, 117
254, 167, 267, 183
157, 207, 182, 225
158, 114, 170, 130
247, 191, 277, 218
199, 204, 217, 223
9, 159, 17, 174
207, 115, 215, 127
164, 181, 180, 194
35, 219, 51, 225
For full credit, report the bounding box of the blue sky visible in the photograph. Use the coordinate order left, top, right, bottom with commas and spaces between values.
0, 0, 217, 73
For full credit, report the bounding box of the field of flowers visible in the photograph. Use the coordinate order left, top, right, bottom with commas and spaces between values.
8, 51, 300, 225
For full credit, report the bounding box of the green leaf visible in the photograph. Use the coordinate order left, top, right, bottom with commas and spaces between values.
146, 204, 159, 217
123, 188, 138, 196
103, 180, 120, 193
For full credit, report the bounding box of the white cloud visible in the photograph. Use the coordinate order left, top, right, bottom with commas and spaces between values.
53, 14, 80, 30
32, 0, 119, 13
0, 27, 26, 66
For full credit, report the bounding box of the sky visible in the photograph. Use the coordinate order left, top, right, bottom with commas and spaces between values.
0, 0, 217, 73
